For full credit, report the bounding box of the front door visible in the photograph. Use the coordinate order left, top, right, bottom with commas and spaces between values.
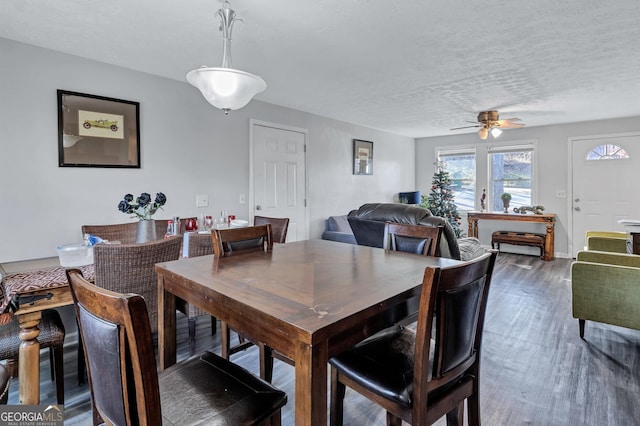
251, 121, 308, 242
570, 132, 640, 256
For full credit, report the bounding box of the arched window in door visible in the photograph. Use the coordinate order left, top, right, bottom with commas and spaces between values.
586, 144, 629, 160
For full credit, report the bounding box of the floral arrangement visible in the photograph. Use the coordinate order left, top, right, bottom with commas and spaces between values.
117, 192, 166, 221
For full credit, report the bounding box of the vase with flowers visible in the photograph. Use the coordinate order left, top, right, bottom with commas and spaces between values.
118, 192, 167, 243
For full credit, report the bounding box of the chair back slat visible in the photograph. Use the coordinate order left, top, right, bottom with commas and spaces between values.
383, 222, 443, 256
211, 225, 273, 257
254, 216, 290, 243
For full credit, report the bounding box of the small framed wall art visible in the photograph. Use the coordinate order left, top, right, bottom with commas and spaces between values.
353, 139, 373, 175
57, 90, 140, 168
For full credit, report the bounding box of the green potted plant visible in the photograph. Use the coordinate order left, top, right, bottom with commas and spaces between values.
500, 193, 512, 213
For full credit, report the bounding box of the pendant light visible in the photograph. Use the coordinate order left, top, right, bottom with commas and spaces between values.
187, 1, 266, 114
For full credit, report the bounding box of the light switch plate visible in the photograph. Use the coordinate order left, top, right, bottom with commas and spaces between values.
196, 194, 209, 207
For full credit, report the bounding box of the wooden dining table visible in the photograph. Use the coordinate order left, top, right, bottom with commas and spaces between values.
156, 239, 461, 425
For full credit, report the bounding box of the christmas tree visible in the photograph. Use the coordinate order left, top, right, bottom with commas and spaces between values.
420, 168, 463, 237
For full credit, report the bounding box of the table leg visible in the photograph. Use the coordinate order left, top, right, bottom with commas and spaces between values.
544, 223, 555, 261
295, 340, 328, 425
17, 312, 42, 405
158, 275, 176, 371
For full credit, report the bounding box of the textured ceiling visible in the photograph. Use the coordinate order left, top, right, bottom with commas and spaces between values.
2, 0, 640, 138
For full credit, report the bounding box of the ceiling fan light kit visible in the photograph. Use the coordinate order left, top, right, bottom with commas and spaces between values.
187, 1, 266, 114
450, 110, 525, 140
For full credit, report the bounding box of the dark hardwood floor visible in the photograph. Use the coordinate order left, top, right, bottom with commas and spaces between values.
7, 253, 640, 425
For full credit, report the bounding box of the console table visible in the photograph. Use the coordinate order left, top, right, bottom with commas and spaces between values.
467, 211, 556, 261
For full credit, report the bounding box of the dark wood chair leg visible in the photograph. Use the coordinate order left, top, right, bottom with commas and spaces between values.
188, 317, 196, 356
52, 346, 64, 405
259, 343, 275, 382
269, 409, 282, 426
467, 377, 480, 426
579, 319, 586, 339
446, 402, 464, 426
210, 316, 217, 335
386, 412, 402, 426
330, 368, 345, 426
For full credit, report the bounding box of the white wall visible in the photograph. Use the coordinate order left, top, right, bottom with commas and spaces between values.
416, 116, 640, 258
0, 38, 414, 263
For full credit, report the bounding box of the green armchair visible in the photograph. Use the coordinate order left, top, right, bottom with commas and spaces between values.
572, 250, 640, 338
585, 230, 627, 253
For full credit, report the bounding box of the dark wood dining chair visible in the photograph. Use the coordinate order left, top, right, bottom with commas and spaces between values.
181, 232, 217, 355
211, 225, 274, 378
66, 269, 287, 426
329, 250, 498, 426
212, 224, 274, 257
254, 216, 290, 243
383, 221, 443, 256
383, 222, 444, 326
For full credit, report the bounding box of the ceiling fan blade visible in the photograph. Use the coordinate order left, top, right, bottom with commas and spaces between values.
497, 122, 526, 129
500, 117, 522, 122
450, 124, 481, 130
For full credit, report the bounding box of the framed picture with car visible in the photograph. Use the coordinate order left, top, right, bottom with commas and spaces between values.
57, 90, 140, 168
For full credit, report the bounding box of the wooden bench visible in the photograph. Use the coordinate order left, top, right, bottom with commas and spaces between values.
491, 231, 546, 259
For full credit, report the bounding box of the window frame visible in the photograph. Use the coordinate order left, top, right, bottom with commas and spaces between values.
435, 146, 477, 212
487, 140, 538, 211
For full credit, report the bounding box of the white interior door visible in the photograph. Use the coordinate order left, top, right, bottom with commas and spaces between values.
571, 133, 640, 256
251, 121, 307, 242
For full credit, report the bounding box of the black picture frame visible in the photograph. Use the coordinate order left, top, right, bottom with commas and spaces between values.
353, 139, 373, 175
57, 90, 140, 168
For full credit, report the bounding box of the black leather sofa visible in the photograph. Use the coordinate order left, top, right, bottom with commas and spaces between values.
347, 203, 484, 261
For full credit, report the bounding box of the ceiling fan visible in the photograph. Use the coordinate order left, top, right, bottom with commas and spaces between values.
450, 111, 525, 140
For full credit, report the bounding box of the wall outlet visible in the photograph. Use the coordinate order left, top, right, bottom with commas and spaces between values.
239, 193, 246, 204
196, 194, 209, 207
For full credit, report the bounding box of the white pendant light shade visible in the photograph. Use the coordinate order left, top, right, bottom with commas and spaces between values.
187, 2, 265, 114
490, 127, 502, 138
187, 67, 266, 112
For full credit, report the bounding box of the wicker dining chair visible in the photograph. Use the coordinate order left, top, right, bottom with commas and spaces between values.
0, 264, 66, 403
254, 216, 290, 243
67, 269, 287, 426
92, 236, 182, 333
0, 364, 9, 404
81, 222, 138, 244
0, 310, 65, 404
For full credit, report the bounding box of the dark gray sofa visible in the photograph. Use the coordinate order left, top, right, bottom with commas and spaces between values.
347, 203, 485, 260
321, 215, 356, 244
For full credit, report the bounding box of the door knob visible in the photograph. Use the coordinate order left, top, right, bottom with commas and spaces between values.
256, 205, 262, 210
574, 207, 581, 211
